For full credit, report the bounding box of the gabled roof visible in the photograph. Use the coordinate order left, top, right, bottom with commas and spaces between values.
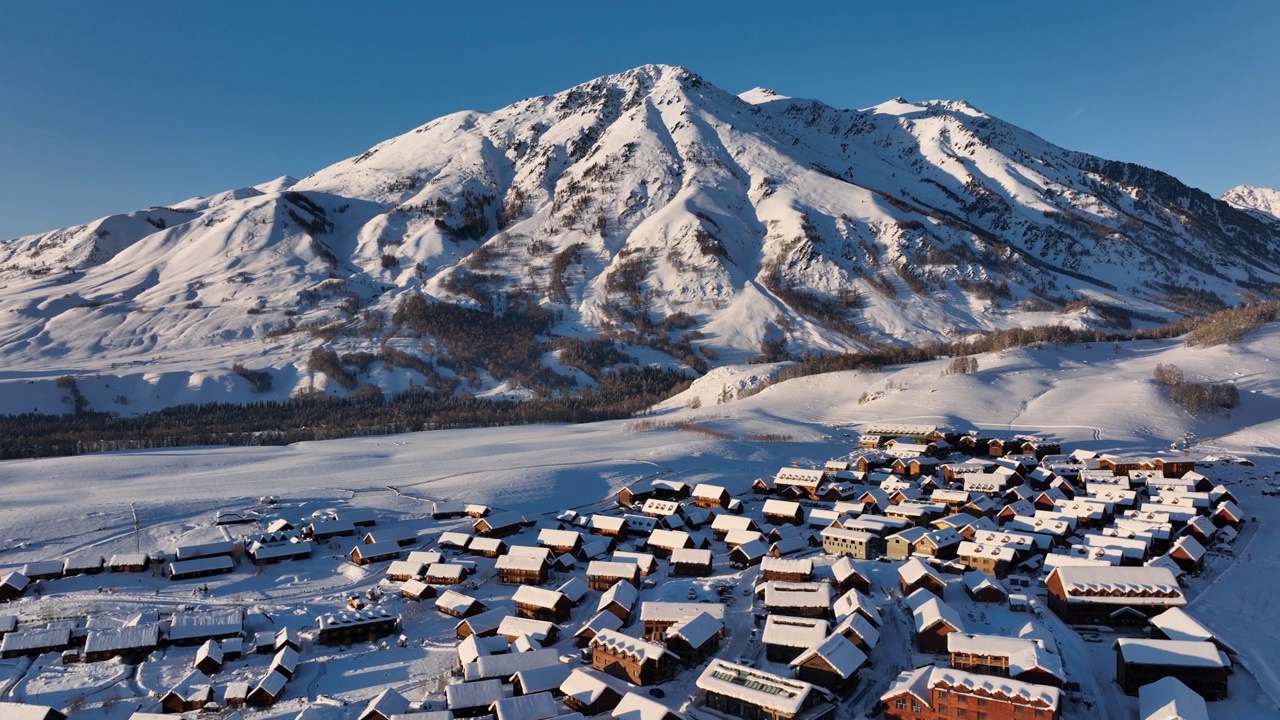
789, 632, 866, 678
611, 691, 688, 720
696, 660, 829, 716
762, 615, 828, 649
898, 557, 944, 586
1148, 607, 1215, 643
591, 629, 672, 663
666, 611, 723, 647
1138, 676, 1209, 720
512, 586, 567, 610
599, 580, 638, 612
912, 597, 965, 634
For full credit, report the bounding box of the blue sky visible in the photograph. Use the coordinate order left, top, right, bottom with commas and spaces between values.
1, 1, 1276, 239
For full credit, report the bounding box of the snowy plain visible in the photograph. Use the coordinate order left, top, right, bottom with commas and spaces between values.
0, 328, 1279, 718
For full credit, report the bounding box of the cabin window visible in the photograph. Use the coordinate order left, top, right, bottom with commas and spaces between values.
895, 698, 907, 709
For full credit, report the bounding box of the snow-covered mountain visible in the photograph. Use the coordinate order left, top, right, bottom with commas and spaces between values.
2, 64, 1277, 414
1223, 184, 1280, 228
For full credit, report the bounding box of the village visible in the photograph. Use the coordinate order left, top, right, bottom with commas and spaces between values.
0, 422, 1259, 720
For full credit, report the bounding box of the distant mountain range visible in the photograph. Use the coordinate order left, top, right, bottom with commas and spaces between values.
2, 64, 1277, 415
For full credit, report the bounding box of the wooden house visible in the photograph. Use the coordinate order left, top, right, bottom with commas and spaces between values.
512, 586, 572, 623
1116, 639, 1230, 699
912, 596, 965, 654
247, 669, 289, 707
475, 512, 527, 538
447, 678, 506, 717
691, 483, 731, 509
790, 632, 866, 694
590, 629, 677, 686
359, 688, 410, 720
586, 560, 640, 590
914, 528, 962, 559
349, 542, 402, 566
467, 537, 507, 558
897, 558, 947, 598
834, 613, 881, 655
108, 553, 149, 573
670, 547, 714, 577
560, 667, 630, 716
422, 563, 467, 585
830, 556, 870, 595
0, 572, 29, 602
763, 499, 805, 526
598, 580, 639, 624
962, 571, 1008, 603
645, 529, 694, 558
641, 602, 727, 641
315, 609, 398, 645
588, 515, 628, 539
495, 554, 551, 585
168, 556, 234, 582
537, 528, 584, 556
760, 556, 813, 583
947, 632, 1064, 688
194, 639, 223, 675
1045, 566, 1185, 625
664, 611, 723, 664
762, 581, 833, 619
82, 624, 161, 663
763, 615, 829, 662
436, 589, 486, 619
400, 579, 435, 601
576, 610, 624, 647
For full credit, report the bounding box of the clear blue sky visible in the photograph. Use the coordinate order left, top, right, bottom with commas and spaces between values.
2, 1, 1277, 239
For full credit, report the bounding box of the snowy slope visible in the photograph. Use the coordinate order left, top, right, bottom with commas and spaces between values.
1, 65, 1277, 415
0, 331, 1278, 718
1223, 184, 1280, 227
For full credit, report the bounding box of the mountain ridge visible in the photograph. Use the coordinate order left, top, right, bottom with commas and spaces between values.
1, 64, 1277, 416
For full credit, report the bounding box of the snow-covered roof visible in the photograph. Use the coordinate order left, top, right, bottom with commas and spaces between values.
945, 633, 1063, 681
0, 627, 71, 654
492, 690, 559, 720
763, 581, 833, 609
169, 607, 243, 641
820, 526, 875, 543
316, 608, 395, 631
1116, 639, 1229, 668
762, 615, 828, 649
898, 557, 944, 585
775, 467, 827, 486
83, 623, 160, 654
640, 601, 725, 624
424, 563, 466, 580
646, 528, 692, 549
591, 629, 671, 662
833, 585, 880, 621
458, 634, 509, 664
496, 554, 548, 572
1138, 676, 1210, 720
760, 556, 812, 576
962, 571, 1005, 595
437, 589, 482, 613
447, 678, 505, 708
763, 499, 802, 516
560, 667, 631, 707
833, 612, 880, 649
587, 560, 639, 579
463, 648, 562, 681
537, 528, 583, 548
512, 585, 567, 609
1049, 565, 1184, 605
912, 597, 965, 633
363, 689, 410, 719
611, 550, 657, 573
692, 483, 727, 498
497, 616, 557, 642
696, 660, 827, 716
599, 578, 638, 611
666, 611, 722, 647
711, 514, 756, 532
168, 555, 234, 576
611, 691, 688, 720
958, 541, 1017, 562
557, 576, 589, 604
1148, 607, 1215, 643
513, 662, 573, 695
641, 498, 681, 516
576, 610, 624, 638
790, 632, 866, 677
0, 702, 69, 720
928, 666, 1060, 708
669, 547, 713, 565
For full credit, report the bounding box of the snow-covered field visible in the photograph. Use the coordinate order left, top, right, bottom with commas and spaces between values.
1, 330, 1279, 719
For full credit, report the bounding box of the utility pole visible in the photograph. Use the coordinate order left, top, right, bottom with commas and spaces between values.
130, 503, 141, 553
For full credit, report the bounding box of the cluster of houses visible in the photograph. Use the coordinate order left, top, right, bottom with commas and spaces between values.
794, 425, 1247, 720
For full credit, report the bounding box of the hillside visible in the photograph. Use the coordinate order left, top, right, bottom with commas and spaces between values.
1, 64, 1277, 415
